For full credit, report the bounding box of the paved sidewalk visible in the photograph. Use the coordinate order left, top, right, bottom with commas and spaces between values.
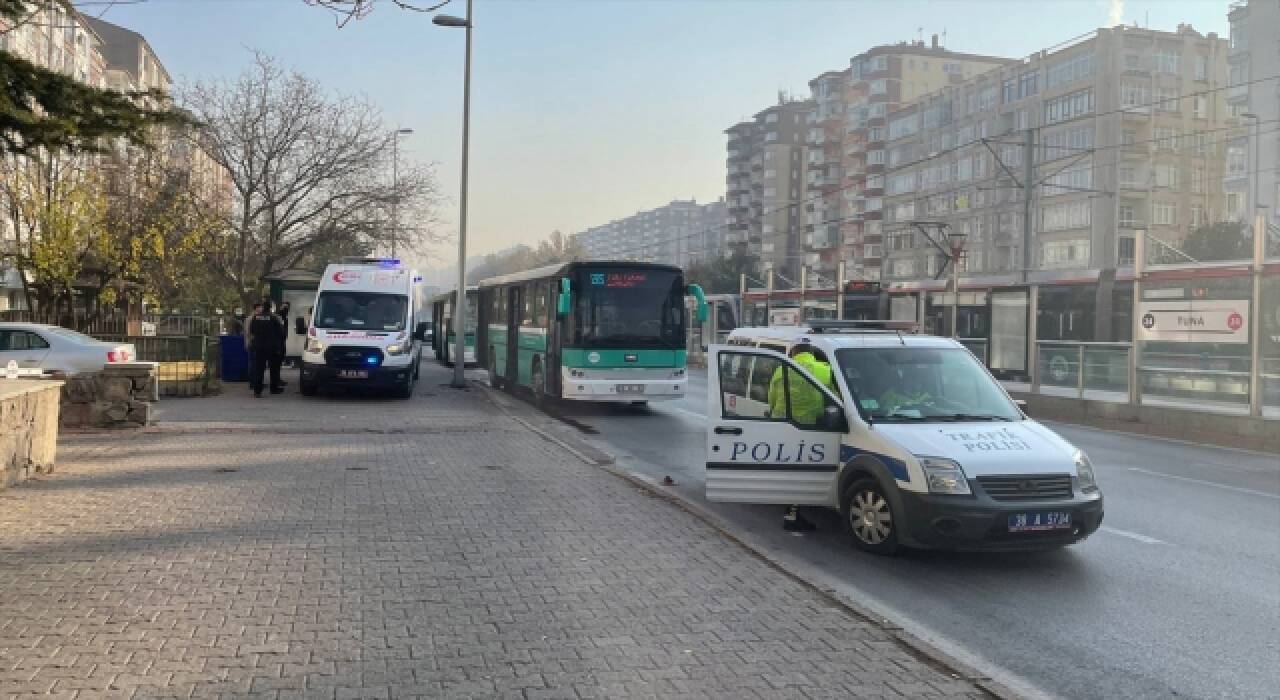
0, 363, 988, 698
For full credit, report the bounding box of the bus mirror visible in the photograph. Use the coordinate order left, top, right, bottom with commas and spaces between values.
687, 283, 709, 324
557, 278, 572, 318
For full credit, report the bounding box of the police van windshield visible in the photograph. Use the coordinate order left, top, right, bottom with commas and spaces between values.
315, 292, 408, 331
834, 347, 1021, 422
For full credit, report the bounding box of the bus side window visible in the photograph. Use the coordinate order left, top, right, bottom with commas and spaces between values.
520, 286, 532, 327
533, 284, 548, 328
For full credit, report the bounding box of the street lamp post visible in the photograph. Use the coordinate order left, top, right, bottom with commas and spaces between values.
435, 1, 473, 389
947, 230, 968, 339
390, 128, 413, 258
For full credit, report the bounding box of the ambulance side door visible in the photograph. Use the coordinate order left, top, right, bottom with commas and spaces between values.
706, 346, 846, 505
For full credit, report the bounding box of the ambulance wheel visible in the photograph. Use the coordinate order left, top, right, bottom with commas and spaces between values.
299, 380, 318, 397
392, 378, 413, 399
842, 477, 899, 555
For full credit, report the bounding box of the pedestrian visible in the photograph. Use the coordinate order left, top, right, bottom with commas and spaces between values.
275, 300, 292, 379
767, 343, 839, 532
247, 299, 284, 398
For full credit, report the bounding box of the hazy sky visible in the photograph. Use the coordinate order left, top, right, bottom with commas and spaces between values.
95, 0, 1229, 265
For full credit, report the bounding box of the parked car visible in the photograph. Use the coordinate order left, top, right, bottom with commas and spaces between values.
0, 323, 136, 375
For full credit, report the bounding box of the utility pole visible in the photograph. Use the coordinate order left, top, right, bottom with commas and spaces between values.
1250, 214, 1264, 416
836, 260, 846, 320
1129, 230, 1145, 407
1022, 127, 1038, 379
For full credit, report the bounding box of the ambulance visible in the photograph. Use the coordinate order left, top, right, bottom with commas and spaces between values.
710, 321, 1104, 554
299, 258, 427, 398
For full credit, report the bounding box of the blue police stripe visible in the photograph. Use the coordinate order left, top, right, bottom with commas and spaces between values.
840, 445, 909, 482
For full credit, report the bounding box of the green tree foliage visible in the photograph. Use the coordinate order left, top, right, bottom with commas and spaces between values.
469, 230, 583, 281
0, 1, 188, 155
1181, 221, 1253, 262
684, 251, 759, 294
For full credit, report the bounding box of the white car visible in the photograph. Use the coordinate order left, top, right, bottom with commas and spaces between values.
0, 323, 137, 376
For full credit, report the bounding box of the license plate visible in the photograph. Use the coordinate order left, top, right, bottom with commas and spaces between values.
338, 370, 368, 379
1008, 511, 1072, 532
616, 384, 645, 394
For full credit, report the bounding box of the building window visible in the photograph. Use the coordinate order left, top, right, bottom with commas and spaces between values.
1043, 89, 1094, 125
1192, 96, 1208, 119
943, 62, 962, 75
1124, 53, 1142, 71
1042, 239, 1090, 268
1191, 168, 1205, 193
765, 113, 779, 124
1118, 203, 1140, 228
1194, 56, 1208, 81
1118, 236, 1136, 265
1002, 78, 1016, 104
863, 244, 882, 258
1044, 163, 1093, 196
1154, 87, 1178, 112
870, 79, 887, 95
1227, 144, 1247, 177
867, 150, 886, 165
1121, 83, 1149, 108
1155, 50, 1180, 75
1154, 127, 1178, 151
890, 259, 916, 277
1046, 52, 1094, 89
1019, 72, 1038, 99
1191, 205, 1206, 227
1119, 165, 1142, 187
1152, 201, 1177, 226
1041, 200, 1091, 231
1154, 164, 1179, 190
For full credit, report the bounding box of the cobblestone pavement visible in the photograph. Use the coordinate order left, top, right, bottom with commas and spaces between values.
0, 364, 989, 699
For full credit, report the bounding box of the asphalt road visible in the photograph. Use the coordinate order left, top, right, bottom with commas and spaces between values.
542, 368, 1280, 700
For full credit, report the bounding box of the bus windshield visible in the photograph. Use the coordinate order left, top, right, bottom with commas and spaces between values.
574, 268, 684, 349
315, 292, 408, 331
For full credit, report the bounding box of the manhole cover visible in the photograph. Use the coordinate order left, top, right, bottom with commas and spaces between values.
213, 468, 238, 473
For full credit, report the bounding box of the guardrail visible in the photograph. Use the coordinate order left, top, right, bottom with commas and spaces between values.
1034, 341, 1131, 398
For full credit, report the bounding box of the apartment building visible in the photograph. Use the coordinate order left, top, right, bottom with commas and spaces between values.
805, 39, 1013, 283
1225, 0, 1279, 225
881, 24, 1230, 294
82, 16, 171, 95
725, 98, 813, 281
573, 198, 727, 268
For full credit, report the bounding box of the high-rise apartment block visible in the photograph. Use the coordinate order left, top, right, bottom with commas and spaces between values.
1226, 0, 1279, 225
805, 40, 1013, 282
726, 99, 813, 281
880, 25, 1229, 285
572, 198, 727, 268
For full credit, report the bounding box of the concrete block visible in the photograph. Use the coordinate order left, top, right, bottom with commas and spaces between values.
101, 377, 133, 403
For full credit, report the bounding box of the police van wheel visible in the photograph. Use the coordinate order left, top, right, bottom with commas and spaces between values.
843, 478, 899, 555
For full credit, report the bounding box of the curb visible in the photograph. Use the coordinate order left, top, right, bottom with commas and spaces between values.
475, 381, 1018, 700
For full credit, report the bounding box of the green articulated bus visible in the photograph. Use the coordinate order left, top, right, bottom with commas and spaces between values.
429, 287, 478, 366
478, 261, 707, 404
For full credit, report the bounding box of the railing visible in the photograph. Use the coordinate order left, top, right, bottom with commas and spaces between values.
98, 335, 217, 397
1033, 341, 1131, 398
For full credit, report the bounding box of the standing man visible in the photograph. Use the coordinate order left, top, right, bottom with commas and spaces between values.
767, 343, 838, 532
275, 300, 292, 381
247, 299, 284, 398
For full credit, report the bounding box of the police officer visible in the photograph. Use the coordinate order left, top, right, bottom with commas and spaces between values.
247, 299, 284, 398
767, 343, 838, 532
273, 300, 291, 382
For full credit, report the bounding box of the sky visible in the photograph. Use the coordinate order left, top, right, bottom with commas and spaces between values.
91, 0, 1231, 270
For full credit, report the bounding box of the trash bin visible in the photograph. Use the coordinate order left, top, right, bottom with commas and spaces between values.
219, 334, 249, 382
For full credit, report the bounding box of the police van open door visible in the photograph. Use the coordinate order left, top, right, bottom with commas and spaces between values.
707, 346, 846, 504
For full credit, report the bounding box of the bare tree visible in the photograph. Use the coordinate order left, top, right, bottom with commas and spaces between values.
303, 0, 450, 27
179, 53, 442, 306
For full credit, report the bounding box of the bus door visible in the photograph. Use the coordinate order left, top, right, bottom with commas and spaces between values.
543, 281, 562, 397
506, 285, 522, 384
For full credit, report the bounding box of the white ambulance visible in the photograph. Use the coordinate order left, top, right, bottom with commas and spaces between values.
299, 258, 427, 398
710, 321, 1103, 554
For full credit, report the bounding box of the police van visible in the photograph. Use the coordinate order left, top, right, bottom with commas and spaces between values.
710, 321, 1103, 553
299, 258, 428, 398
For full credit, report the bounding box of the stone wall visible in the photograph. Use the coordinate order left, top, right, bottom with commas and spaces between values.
59, 362, 158, 430
0, 380, 62, 490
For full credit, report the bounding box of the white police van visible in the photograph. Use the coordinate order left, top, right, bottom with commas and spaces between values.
709, 321, 1103, 553
300, 258, 428, 398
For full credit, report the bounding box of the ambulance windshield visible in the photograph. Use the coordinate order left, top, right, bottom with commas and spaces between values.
835, 347, 1021, 422
315, 292, 408, 331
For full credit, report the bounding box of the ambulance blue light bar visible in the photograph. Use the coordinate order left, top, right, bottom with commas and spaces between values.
341, 256, 402, 268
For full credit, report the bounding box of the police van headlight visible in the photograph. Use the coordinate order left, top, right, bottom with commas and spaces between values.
305, 338, 325, 353
920, 457, 972, 495
385, 343, 410, 356
1074, 449, 1099, 493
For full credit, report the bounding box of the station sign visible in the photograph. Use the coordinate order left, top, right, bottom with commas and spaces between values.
1137, 300, 1250, 344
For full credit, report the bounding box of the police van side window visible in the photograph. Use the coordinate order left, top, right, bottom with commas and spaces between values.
719, 351, 784, 421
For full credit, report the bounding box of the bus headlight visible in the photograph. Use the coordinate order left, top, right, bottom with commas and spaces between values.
920, 457, 972, 495
1074, 450, 1099, 493
385, 343, 410, 356
305, 338, 325, 353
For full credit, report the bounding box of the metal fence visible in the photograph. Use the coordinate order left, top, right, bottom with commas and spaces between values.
0, 310, 226, 337
98, 334, 218, 397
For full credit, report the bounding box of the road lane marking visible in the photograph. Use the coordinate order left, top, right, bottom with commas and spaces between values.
1126, 467, 1280, 500
664, 405, 707, 422
1100, 526, 1167, 545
